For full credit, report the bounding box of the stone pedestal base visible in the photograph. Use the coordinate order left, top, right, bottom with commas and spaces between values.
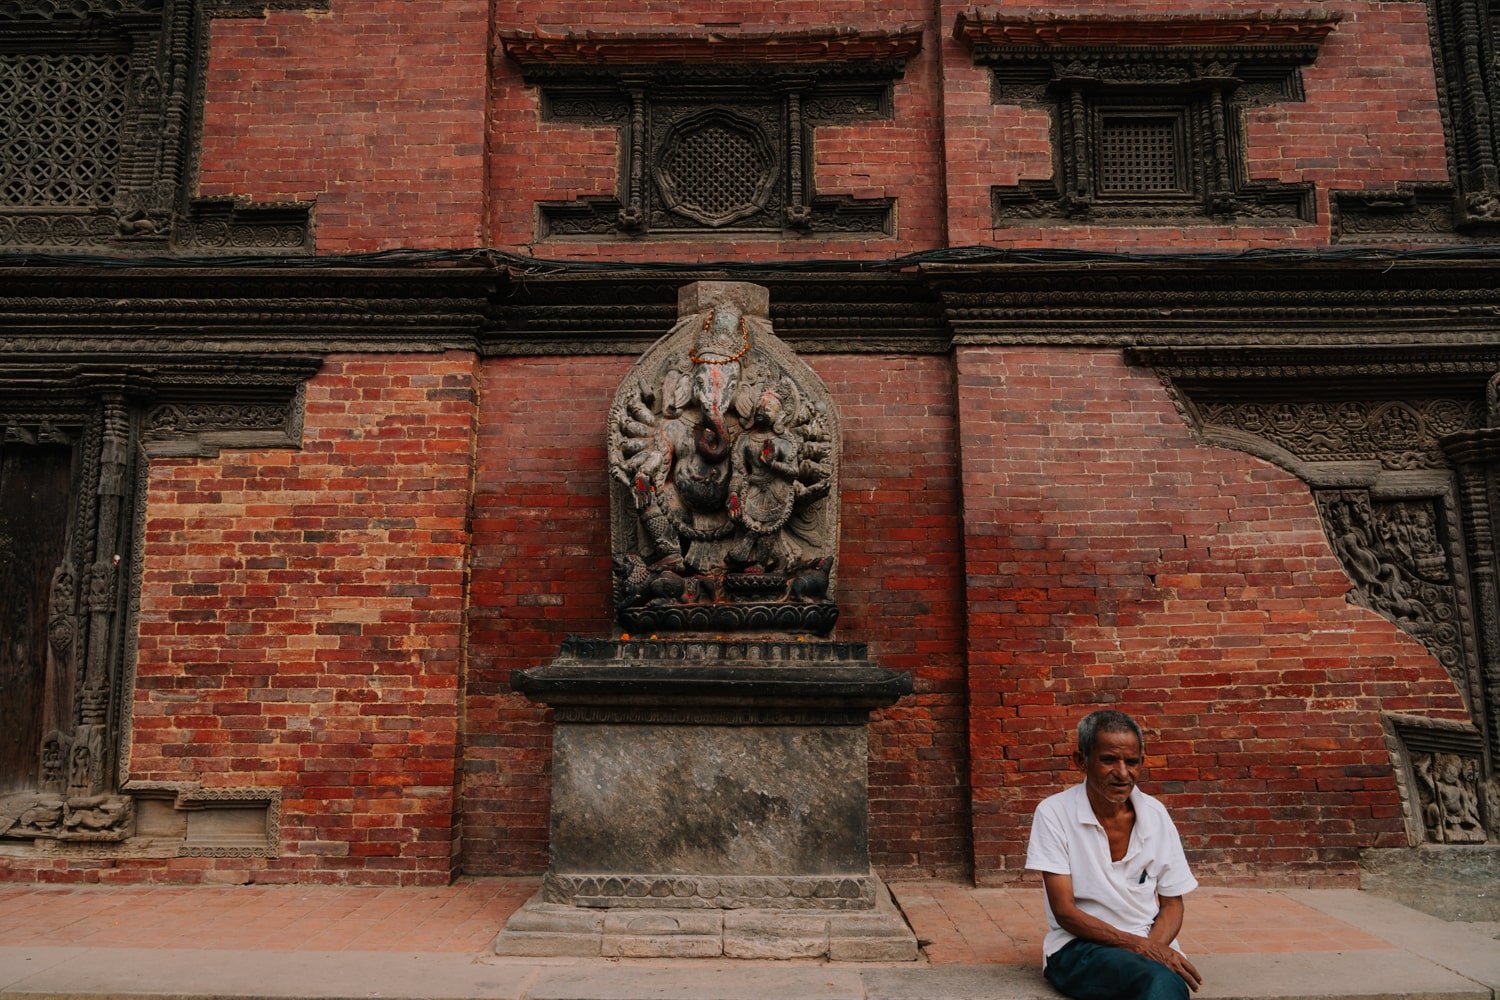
497, 637, 917, 961
492, 875, 917, 960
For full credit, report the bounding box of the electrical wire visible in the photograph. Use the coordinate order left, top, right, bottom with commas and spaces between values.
7, 243, 1500, 275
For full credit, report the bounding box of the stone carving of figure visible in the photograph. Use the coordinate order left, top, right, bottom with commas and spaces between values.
1437, 755, 1486, 843
608, 283, 839, 634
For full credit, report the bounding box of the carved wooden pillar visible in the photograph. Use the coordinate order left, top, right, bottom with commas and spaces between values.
72, 390, 136, 797
616, 83, 648, 232
1441, 428, 1500, 769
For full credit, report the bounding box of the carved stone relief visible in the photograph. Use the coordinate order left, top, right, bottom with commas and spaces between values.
1414, 752, 1487, 842
607, 283, 840, 634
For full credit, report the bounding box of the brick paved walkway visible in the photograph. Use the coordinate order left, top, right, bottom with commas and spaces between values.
0, 877, 538, 953
0, 878, 1396, 962
889, 882, 1395, 966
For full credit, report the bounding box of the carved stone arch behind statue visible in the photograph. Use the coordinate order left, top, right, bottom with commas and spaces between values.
0, 356, 318, 857
1135, 347, 1500, 845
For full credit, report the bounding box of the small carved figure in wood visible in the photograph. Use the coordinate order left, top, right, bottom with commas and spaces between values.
608, 283, 840, 634
1326, 497, 1429, 622
1414, 751, 1487, 843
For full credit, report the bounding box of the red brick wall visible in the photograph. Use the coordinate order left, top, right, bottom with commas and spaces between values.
464, 353, 971, 877
464, 356, 618, 874
197, 2, 489, 252
119, 355, 478, 885
939, 0, 1446, 249
194, 1, 1448, 256
955, 347, 1473, 885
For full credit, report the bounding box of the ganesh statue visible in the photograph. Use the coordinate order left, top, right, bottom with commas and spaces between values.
607, 281, 840, 634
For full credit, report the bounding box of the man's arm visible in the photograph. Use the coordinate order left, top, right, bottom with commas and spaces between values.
1148, 893, 1186, 946
1041, 873, 1202, 993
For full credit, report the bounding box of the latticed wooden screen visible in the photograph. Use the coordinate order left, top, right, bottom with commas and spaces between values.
1, 52, 130, 209
1097, 116, 1183, 195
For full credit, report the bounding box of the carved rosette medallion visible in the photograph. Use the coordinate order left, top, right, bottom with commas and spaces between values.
608, 283, 840, 634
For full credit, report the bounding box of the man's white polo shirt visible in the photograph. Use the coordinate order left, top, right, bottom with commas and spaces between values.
1025, 782, 1198, 964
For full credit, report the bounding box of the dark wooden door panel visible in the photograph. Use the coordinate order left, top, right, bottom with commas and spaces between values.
0, 444, 74, 793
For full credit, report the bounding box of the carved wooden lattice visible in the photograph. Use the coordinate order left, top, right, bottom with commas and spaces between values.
955, 13, 1335, 225
501, 29, 920, 238
1, 53, 129, 209
1097, 116, 1183, 195
0, 0, 313, 254
655, 112, 777, 227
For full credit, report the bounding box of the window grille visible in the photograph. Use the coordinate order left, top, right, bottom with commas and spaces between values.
1097, 116, 1182, 195
1, 53, 129, 209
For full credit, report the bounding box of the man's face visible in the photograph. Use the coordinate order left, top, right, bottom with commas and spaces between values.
1075, 728, 1143, 808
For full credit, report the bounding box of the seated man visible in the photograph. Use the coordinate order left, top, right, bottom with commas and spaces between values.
1026, 710, 1202, 1000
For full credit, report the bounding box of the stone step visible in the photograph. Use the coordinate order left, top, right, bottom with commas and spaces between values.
0, 948, 1490, 1000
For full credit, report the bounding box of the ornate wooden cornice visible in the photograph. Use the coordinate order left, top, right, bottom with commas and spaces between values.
499, 26, 924, 69
0, 265, 492, 358
952, 11, 1340, 57
4, 253, 1500, 359
922, 258, 1500, 347
485, 271, 948, 356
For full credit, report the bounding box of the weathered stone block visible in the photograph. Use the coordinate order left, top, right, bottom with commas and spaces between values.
601, 934, 724, 958
827, 936, 920, 962
550, 722, 870, 882
723, 911, 831, 959
677, 280, 770, 319
492, 931, 602, 957
602, 911, 723, 936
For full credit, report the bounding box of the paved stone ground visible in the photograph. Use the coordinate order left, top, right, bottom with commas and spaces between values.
1, 877, 1497, 998
0, 879, 1400, 962
889, 882, 1396, 966
1359, 845, 1500, 938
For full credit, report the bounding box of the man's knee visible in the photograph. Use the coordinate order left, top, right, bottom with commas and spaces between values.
1134, 959, 1190, 1000
1044, 941, 1189, 1000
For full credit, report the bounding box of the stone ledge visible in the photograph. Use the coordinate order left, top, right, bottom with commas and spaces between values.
492, 877, 917, 961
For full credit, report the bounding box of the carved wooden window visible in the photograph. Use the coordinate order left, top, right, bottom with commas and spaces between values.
956, 14, 1337, 226
0, 0, 316, 254
1096, 113, 1185, 197
2, 52, 130, 211
500, 30, 922, 239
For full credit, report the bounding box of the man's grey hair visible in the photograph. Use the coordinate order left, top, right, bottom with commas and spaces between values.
1076, 709, 1145, 758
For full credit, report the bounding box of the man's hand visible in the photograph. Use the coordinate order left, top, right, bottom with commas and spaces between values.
1129, 937, 1202, 992
1042, 873, 1203, 993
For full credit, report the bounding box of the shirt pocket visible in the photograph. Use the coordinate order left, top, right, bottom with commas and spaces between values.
1123, 863, 1160, 907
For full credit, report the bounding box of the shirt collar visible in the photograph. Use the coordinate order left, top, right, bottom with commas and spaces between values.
1073, 783, 1154, 835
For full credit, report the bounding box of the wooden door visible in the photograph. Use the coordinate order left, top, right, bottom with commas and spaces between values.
0, 442, 75, 794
